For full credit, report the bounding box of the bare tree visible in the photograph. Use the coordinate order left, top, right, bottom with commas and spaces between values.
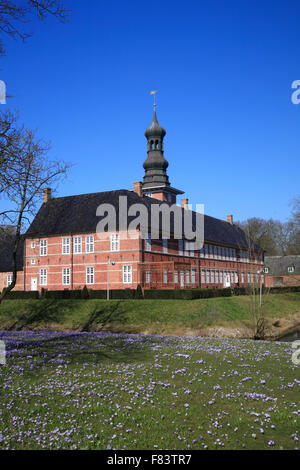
0, 0, 70, 55
0, 109, 70, 302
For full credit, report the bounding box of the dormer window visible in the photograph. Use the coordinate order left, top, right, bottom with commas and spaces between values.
288, 266, 295, 273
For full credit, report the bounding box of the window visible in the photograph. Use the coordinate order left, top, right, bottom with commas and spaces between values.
214, 246, 218, 259
191, 269, 196, 284
247, 272, 250, 283
189, 242, 194, 257
74, 237, 82, 254
111, 233, 120, 252
288, 266, 295, 273
201, 269, 205, 284
123, 265, 132, 284
40, 268, 47, 286
86, 236, 94, 253
146, 271, 151, 284
264, 267, 269, 274
215, 270, 219, 284
220, 271, 223, 284
218, 247, 222, 260
241, 272, 245, 283
31, 241, 36, 249
186, 270, 190, 284
6, 274, 12, 287
145, 233, 151, 251
205, 244, 209, 258
235, 272, 238, 284
163, 239, 168, 254
206, 270, 210, 283
230, 272, 234, 283
40, 239, 47, 256
200, 246, 204, 258
209, 245, 213, 259
211, 270, 215, 284
86, 266, 94, 285
226, 248, 229, 260
174, 270, 178, 284
184, 240, 189, 256
163, 270, 168, 284
31, 258, 35, 265
62, 267, 71, 286
178, 240, 183, 255
222, 247, 225, 260
62, 237, 70, 254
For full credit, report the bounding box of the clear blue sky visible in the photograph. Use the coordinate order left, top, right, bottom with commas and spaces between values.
1, 0, 300, 223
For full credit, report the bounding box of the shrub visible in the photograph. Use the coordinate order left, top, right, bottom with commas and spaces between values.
135, 284, 144, 299
81, 285, 89, 300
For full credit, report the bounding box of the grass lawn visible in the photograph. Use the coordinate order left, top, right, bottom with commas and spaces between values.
0, 331, 299, 449
0, 293, 299, 335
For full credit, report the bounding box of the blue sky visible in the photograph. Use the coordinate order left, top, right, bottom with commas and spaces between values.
1, 0, 300, 223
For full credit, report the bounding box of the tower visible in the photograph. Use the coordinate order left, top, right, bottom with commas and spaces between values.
141, 107, 184, 203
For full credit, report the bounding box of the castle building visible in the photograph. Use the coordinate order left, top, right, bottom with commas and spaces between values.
0, 108, 264, 292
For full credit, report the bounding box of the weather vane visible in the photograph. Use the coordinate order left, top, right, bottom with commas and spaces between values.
150, 90, 158, 108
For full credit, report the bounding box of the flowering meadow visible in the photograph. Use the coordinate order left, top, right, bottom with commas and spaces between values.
0, 331, 299, 450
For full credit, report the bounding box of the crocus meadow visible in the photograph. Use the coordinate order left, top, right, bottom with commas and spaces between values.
0, 331, 299, 450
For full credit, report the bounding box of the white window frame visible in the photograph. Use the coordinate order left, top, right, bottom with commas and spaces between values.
191, 268, 196, 284
201, 269, 205, 284
211, 270, 215, 284
174, 270, 178, 284
215, 270, 219, 284
145, 233, 151, 251
74, 237, 82, 254
163, 270, 168, 284
146, 271, 151, 284
110, 233, 120, 252
62, 267, 71, 286
206, 270, 210, 283
6, 274, 13, 287
31, 258, 36, 265
62, 237, 70, 254
264, 267, 269, 274
86, 266, 94, 285
178, 240, 183, 256
163, 239, 168, 254
40, 239, 48, 256
86, 235, 94, 253
40, 268, 47, 286
123, 265, 132, 284
288, 266, 295, 273
186, 270, 190, 284
31, 241, 36, 249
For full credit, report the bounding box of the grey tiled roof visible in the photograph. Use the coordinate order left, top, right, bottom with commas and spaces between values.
0, 227, 24, 272
265, 255, 300, 276
25, 189, 260, 251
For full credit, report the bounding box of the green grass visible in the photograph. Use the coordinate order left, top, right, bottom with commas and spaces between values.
0, 293, 299, 335
0, 331, 299, 449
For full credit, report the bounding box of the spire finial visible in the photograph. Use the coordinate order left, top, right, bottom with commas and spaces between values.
150, 90, 157, 110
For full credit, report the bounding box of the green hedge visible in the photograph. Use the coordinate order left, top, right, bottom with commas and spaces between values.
268, 285, 300, 294
144, 287, 232, 300
3, 290, 39, 300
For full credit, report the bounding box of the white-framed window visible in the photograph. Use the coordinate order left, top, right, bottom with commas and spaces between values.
220, 271, 223, 284
163, 239, 168, 254
222, 247, 225, 260
214, 246, 218, 259
241, 272, 245, 283
146, 271, 151, 284
251, 273, 254, 283
62, 267, 71, 286
111, 233, 120, 252
145, 233, 151, 251
178, 240, 183, 255
200, 246, 204, 258
201, 269, 205, 284
209, 245, 213, 259
31, 258, 35, 265
174, 270, 178, 284
191, 269, 196, 284
247, 272, 250, 283
235, 272, 238, 284
186, 270, 190, 284
264, 267, 269, 274
123, 265, 132, 284
40, 268, 47, 286
86, 235, 94, 253
6, 274, 12, 287
62, 237, 70, 254
40, 239, 47, 256
163, 270, 168, 284
206, 270, 210, 283
74, 237, 82, 254
31, 241, 36, 249
86, 266, 94, 285
288, 266, 295, 273
215, 270, 219, 284
218, 246, 222, 260
230, 271, 234, 283
226, 248, 229, 260
205, 244, 209, 258
211, 270, 215, 284
184, 240, 189, 256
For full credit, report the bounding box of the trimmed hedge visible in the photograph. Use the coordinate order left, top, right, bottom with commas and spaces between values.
268, 285, 300, 294
144, 287, 232, 300
3, 290, 39, 300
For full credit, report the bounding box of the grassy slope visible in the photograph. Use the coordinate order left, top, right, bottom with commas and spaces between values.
0, 293, 299, 336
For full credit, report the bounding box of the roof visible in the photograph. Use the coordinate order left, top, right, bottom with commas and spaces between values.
0, 227, 24, 273
265, 255, 300, 276
25, 189, 260, 251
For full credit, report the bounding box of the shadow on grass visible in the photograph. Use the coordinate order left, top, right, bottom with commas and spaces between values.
7, 299, 70, 331
81, 301, 127, 332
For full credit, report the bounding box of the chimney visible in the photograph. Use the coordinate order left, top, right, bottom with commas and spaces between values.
227, 215, 233, 225
133, 181, 142, 197
43, 188, 52, 204
181, 198, 189, 210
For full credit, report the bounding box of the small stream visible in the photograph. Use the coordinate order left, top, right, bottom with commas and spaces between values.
278, 329, 300, 342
